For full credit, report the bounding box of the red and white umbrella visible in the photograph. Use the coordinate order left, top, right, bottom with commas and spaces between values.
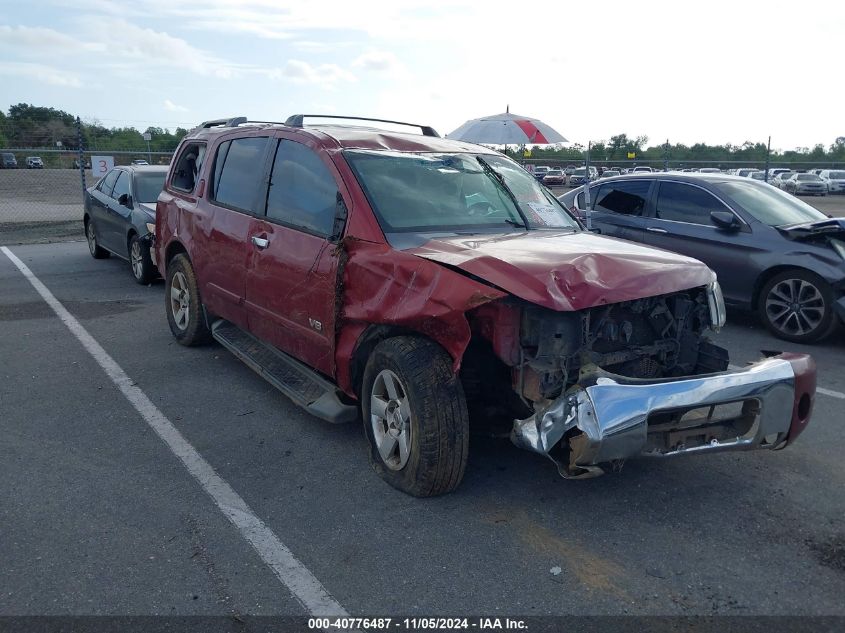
447, 107, 567, 145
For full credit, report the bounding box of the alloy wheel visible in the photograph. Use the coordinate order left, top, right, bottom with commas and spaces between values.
370, 369, 412, 471
169, 271, 190, 331
764, 278, 825, 338
130, 241, 144, 280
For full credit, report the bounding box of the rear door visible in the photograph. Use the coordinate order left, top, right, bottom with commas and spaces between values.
88, 169, 119, 247
643, 180, 762, 305
244, 136, 346, 376
199, 135, 272, 330
588, 179, 654, 242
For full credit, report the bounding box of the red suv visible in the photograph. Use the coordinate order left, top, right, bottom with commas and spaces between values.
154, 115, 816, 497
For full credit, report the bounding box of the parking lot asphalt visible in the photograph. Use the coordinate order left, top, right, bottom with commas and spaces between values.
1, 241, 844, 617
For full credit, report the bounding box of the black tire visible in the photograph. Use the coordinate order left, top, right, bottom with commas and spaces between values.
362, 337, 469, 497
758, 269, 838, 344
128, 234, 156, 285
165, 253, 211, 346
85, 218, 110, 259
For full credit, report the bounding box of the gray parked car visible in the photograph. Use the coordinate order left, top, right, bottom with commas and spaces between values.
559, 173, 845, 343
784, 173, 828, 196
83, 165, 168, 284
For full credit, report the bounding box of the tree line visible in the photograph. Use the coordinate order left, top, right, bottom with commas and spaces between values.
2, 103, 844, 165
0, 103, 188, 152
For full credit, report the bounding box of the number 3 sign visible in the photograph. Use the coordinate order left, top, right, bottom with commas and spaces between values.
91, 155, 114, 178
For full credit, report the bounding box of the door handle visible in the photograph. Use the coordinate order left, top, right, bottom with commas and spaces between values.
646, 227, 668, 234
251, 236, 269, 249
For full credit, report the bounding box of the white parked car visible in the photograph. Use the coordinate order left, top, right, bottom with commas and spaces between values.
771, 172, 795, 189
819, 169, 845, 194
735, 168, 759, 177
784, 173, 828, 196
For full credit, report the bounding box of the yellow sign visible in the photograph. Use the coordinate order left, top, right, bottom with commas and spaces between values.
523, 148, 532, 157
627, 152, 636, 159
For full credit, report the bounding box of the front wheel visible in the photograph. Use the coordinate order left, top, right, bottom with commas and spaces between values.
362, 337, 469, 497
759, 270, 838, 343
165, 254, 211, 346
129, 235, 156, 285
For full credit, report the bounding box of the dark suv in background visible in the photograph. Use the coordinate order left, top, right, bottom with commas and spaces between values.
560, 173, 845, 343
153, 115, 814, 496
1, 152, 18, 168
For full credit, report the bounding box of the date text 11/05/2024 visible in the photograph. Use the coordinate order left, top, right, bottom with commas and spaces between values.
308, 617, 528, 630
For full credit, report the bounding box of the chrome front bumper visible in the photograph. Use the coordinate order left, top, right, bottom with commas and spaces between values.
512, 354, 815, 478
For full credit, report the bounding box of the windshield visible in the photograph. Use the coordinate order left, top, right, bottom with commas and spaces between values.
572, 168, 587, 176
714, 180, 827, 226
546, 170, 562, 176
796, 174, 821, 181
135, 172, 167, 203
344, 150, 579, 233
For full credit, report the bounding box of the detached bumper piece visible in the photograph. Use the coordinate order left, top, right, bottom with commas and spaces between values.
512, 353, 815, 478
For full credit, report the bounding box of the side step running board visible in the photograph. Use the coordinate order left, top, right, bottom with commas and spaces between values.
211, 320, 358, 424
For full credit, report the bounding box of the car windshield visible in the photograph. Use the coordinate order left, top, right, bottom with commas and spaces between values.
135, 172, 168, 203
344, 150, 579, 232
572, 168, 587, 176
546, 170, 562, 176
829, 171, 845, 179
796, 174, 821, 181
714, 180, 828, 226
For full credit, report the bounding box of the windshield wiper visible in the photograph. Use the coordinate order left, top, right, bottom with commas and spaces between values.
503, 218, 526, 228
476, 156, 531, 229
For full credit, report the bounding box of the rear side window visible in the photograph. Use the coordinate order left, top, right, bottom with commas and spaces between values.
655, 182, 730, 224
266, 140, 337, 236
98, 169, 119, 196
170, 142, 207, 192
212, 137, 269, 212
593, 180, 651, 215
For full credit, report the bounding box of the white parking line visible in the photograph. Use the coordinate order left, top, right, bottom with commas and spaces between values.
1, 246, 348, 617
729, 363, 845, 400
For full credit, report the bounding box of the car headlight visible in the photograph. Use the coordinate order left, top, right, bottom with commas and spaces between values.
146, 222, 156, 235
706, 281, 726, 330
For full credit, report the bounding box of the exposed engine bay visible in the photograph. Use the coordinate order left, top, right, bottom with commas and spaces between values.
517, 287, 729, 403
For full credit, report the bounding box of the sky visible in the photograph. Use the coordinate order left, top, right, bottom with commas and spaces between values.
0, 0, 842, 152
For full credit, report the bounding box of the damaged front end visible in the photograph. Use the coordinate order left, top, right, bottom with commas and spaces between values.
512, 354, 815, 478
494, 284, 816, 477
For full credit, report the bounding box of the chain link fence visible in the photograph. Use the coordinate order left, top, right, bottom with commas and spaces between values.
0, 149, 173, 245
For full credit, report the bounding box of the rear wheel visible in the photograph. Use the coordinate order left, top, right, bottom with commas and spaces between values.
165, 254, 211, 346
85, 218, 109, 259
759, 269, 838, 343
362, 337, 469, 497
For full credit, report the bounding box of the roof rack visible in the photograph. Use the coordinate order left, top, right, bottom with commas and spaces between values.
197, 117, 248, 129
284, 115, 440, 138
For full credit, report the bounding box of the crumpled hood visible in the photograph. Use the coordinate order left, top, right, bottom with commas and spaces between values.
139, 203, 156, 216
406, 231, 716, 311
777, 218, 845, 241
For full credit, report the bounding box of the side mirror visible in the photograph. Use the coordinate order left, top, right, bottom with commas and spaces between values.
118, 193, 132, 208
711, 210, 738, 230
330, 192, 348, 242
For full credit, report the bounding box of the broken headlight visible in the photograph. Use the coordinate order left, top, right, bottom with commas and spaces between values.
706, 281, 726, 330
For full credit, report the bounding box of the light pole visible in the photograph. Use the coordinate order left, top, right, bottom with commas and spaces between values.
143, 131, 152, 163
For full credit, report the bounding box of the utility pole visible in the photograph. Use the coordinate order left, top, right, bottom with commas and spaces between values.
143, 131, 152, 163
663, 138, 670, 172
764, 136, 771, 182
583, 141, 592, 230
76, 117, 86, 200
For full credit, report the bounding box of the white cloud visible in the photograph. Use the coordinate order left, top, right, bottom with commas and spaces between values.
269, 60, 355, 87
0, 62, 82, 87
82, 17, 245, 78
163, 99, 189, 112
351, 50, 403, 74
